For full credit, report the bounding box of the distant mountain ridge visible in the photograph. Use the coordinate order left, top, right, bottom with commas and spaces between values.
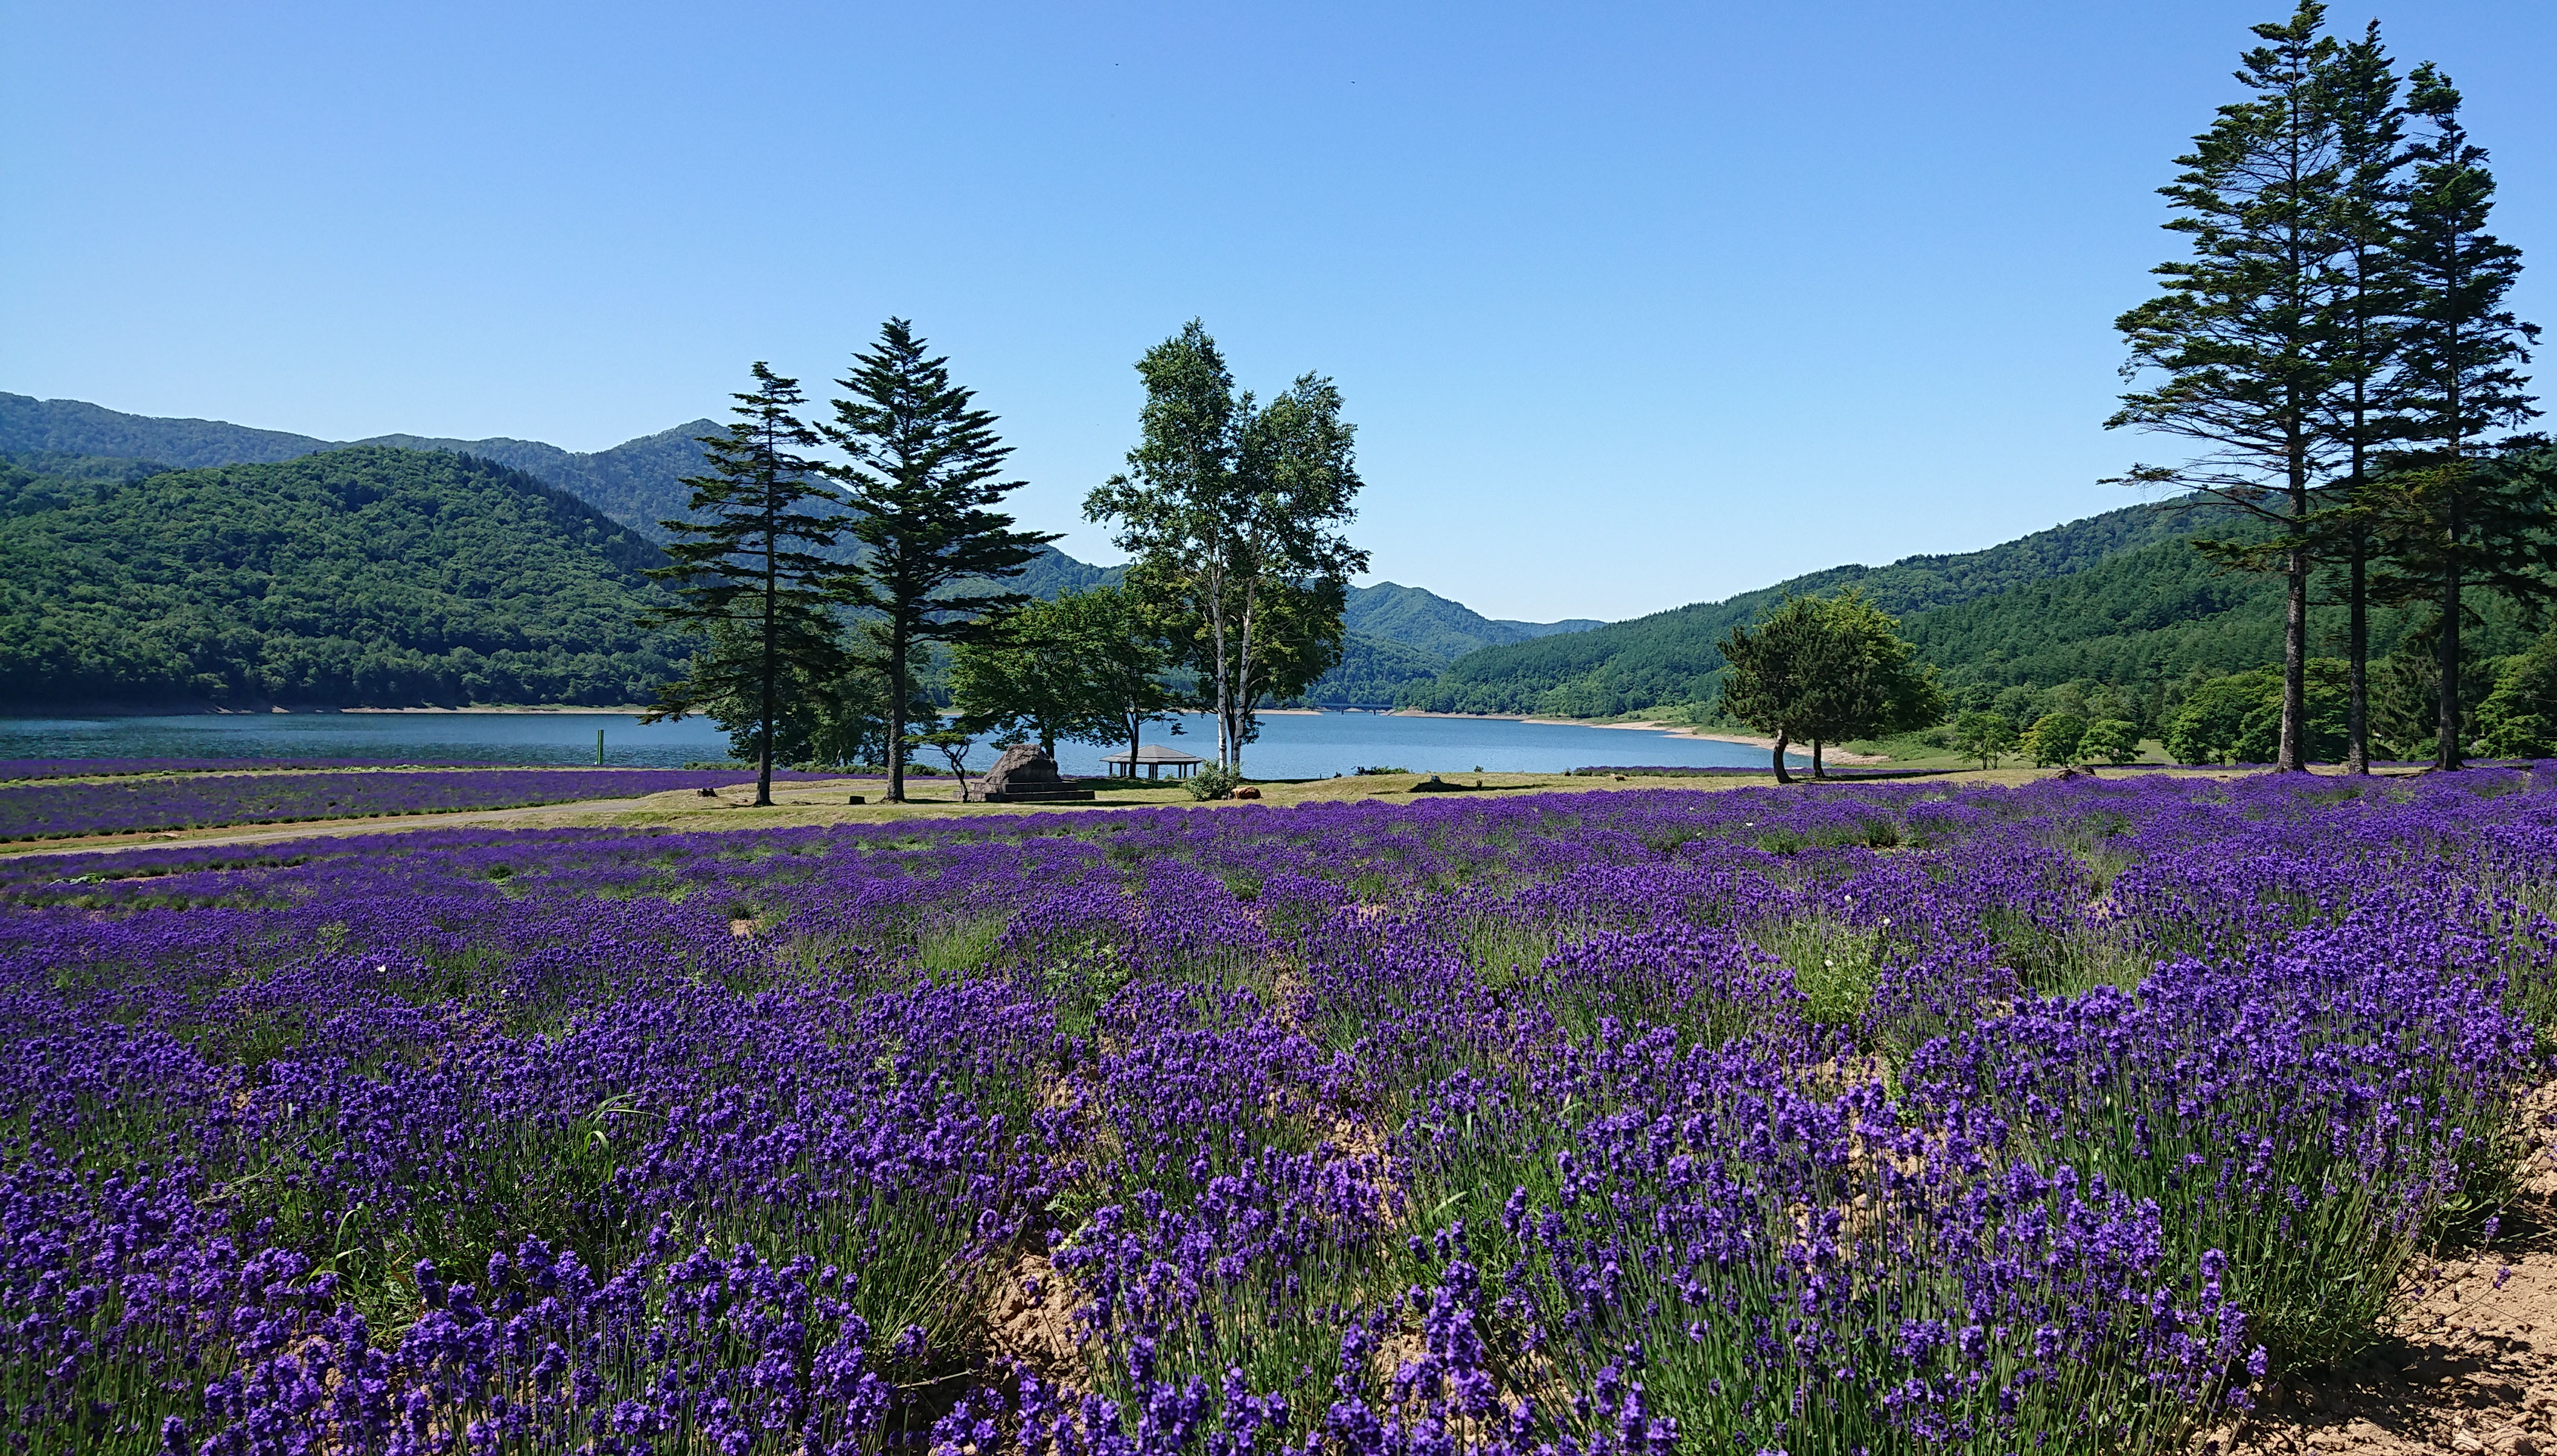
1345, 583, 1600, 662
0, 392, 1601, 700
0, 391, 721, 539
5, 389, 2428, 721
1396, 500, 2226, 717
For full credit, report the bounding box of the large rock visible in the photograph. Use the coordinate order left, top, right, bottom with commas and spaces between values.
972, 745, 1094, 802
979, 745, 1063, 798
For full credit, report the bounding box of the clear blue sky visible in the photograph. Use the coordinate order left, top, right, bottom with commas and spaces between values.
4, 2, 2550, 622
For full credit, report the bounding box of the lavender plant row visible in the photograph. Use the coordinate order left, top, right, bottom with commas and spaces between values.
0, 759, 497, 783
0, 767, 844, 841
4, 767, 2555, 1454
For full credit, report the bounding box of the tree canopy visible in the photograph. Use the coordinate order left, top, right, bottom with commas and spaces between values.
1717, 591, 1944, 782
1085, 322, 1367, 773
825, 321, 1055, 802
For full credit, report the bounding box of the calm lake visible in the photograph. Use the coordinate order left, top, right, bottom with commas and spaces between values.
0, 710, 1799, 778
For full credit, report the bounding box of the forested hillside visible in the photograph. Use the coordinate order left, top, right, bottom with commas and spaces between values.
1400, 500, 2213, 715
0, 394, 1600, 708
0, 392, 325, 467
352, 421, 719, 536
0, 448, 684, 710
1345, 583, 1599, 660
0, 392, 727, 540
1287, 584, 1604, 705
1907, 533, 2540, 695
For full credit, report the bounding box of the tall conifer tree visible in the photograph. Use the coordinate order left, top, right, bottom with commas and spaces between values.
2370, 66, 2548, 770
2313, 21, 2410, 774
823, 320, 1055, 803
640, 364, 846, 806
2110, 2, 2341, 771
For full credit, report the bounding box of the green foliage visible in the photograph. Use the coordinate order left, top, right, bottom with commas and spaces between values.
1086, 322, 1368, 770
2364, 78, 2552, 768
1289, 631, 1448, 707
952, 596, 1115, 756
2479, 631, 2557, 758
1717, 590, 1944, 779
1341, 583, 1596, 662
2081, 718, 2144, 764
1183, 764, 1242, 800
2024, 712, 2088, 767
1399, 500, 2207, 717
0, 388, 728, 541
823, 320, 1056, 801
1952, 710, 2017, 768
910, 726, 980, 791
2166, 661, 2351, 764
0, 448, 681, 710
2371, 631, 2498, 761
639, 365, 848, 802
2168, 672, 2271, 765
953, 587, 1180, 760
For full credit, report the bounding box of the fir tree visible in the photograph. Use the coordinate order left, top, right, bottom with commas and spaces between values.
2369, 66, 2549, 770
639, 364, 846, 806
2311, 20, 2410, 774
822, 321, 1056, 803
2110, 2, 2342, 771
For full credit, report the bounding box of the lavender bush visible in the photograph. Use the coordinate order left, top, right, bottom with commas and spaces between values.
0, 759, 494, 782
0, 767, 844, 840
1, 767, 2552, 1452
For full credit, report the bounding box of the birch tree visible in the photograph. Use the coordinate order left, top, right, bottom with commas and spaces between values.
1085, 322, 1367, 773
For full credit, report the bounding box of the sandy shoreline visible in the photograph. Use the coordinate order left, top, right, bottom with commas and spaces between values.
1381, 709, 1886, 764
337, 706, 658, 715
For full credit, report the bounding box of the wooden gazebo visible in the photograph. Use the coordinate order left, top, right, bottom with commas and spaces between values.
1100, 744, 1208, 781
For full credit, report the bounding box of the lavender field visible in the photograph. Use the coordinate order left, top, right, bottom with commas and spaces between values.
0, 767, 843, 841
5, 770, 2556, 1454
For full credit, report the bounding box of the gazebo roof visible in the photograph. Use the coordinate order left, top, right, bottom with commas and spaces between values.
1101, 744, 1207, 764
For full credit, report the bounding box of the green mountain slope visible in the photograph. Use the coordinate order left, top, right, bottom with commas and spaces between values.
1906, 531, 2539, 696
1398, 500, 2214, 716
0, 393, 1171, 617
349, 421, 720, 537
0, 392, 329, 467
1345, 582, 1598, 660
1278, 584, 1604, 706
1296, 633, 1452, 707
0, 391, 726, 538
0, 447, 683, 710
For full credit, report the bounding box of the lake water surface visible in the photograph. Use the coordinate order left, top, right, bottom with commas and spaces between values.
0, 710, 1798, 778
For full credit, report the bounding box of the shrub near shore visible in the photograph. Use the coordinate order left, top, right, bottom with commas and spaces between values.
4, 770, 2555, 1452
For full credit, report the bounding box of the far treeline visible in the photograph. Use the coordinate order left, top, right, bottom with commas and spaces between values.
1708, 0, 2557, 776
646, 319, 1365, 805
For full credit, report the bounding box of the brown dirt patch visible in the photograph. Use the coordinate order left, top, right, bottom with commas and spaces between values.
985, 1253, 1089, 1388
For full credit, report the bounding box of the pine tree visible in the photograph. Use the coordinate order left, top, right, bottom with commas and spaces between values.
639, 363, 846, 806
2369, 66, 2549, 770
2110, 2, 2342, 771
2312, 20, 2410, 774
822, 321, 1056, 803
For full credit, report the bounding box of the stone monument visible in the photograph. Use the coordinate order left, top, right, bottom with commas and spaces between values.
972, 746, 1096, 803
